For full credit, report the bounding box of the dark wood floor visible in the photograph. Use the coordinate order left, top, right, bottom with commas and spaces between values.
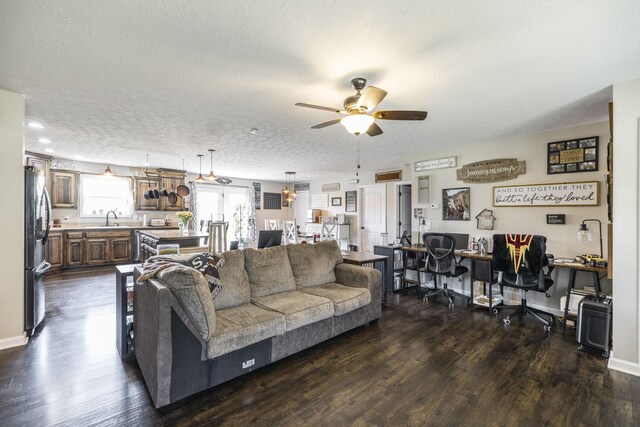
0, 270, 638, 426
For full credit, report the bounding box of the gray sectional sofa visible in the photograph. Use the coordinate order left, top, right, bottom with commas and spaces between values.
134, 240, 382, 409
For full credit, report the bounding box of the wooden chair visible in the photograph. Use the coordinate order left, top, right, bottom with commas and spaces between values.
320, 221, 339, 241
264, 219, 281, 230
284, 220, 298, 244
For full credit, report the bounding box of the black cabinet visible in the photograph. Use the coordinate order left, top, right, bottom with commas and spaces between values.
116, 264, 140, 359
373, 245, 404, 293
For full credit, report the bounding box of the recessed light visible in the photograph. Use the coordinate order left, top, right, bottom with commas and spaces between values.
75, 155, 83, 159
249, 128, 258, 135
44, 148, 54, 153
28, 122, 44, 129
38, 138, 51, 144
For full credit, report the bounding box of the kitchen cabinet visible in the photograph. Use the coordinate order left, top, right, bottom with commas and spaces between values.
51, 170, 79, 208
45, 230, 64, 273
134, 177, 162, 211
61, 229, 133, 268
110, 237, 132, 263
85, 238, 109, 265
135, 170, 186, 211
25, 151, 52, 187
65, 232, 85, 266
160, 176, 185, 211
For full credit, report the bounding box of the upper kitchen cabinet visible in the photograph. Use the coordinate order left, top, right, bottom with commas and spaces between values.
160, 175, 186, 211
135, 169, 186, 211
134, 177, 162, 211
25, 151, 52, 186
51, 170, 79, 208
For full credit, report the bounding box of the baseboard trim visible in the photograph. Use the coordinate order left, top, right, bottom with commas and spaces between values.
608, 355, 640, 376
0, 333, 28, 350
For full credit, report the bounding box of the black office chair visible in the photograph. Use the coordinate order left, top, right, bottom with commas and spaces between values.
421, 233, 470, 309
491, 234, 555, 331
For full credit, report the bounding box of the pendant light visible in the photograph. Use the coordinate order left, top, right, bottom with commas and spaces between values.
104, 165, 113, 176
207, 149, 217, 181
281, 172, 290, 197
195, 154, 206, 182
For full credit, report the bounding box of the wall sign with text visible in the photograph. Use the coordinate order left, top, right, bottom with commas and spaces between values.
415, 156, 457, 172
456, 158, 526, 183
493, 181, 599, 207
547, 136, 599, 174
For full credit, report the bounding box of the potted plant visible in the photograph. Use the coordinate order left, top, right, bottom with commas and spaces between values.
175, 211, 193, 234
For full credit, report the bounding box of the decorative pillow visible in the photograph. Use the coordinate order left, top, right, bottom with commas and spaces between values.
146, 253, 225, 295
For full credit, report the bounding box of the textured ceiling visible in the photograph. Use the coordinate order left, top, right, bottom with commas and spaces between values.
1, 0, 639, 181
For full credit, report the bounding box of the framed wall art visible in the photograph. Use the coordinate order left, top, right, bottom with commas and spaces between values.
547, 136, 599, 174
263, 192, 282, 210
442, 187, 470, 221
331, 197, 342, 206
345, 190, 357, 212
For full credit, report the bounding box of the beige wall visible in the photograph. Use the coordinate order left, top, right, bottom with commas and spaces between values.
0, 88, 26, 349
610, 77, 640, 375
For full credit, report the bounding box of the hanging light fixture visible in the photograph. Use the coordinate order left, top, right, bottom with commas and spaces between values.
282, 171, 297, 203
104, 165, 114, 176
195, 154, 206, 182
207, 149, 217, 181
281, 172, 290, 197
340, 114, 375, 135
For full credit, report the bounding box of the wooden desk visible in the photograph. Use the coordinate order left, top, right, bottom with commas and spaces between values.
399, 245, 609, 322
342, 251, 388, 304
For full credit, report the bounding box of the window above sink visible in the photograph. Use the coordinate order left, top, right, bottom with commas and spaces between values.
80, 174, 133, 218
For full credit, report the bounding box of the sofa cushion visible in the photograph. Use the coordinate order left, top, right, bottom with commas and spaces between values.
301, 283, 372, 316
208, 303, 286, 358
244, 245, 296, 297
286, 240, 343, 288
252, 291, 334, 332
215, 249, 251, 310
157, 264, 216, 343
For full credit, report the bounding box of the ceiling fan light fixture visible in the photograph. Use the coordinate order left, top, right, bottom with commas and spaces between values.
340, 114, 375, 135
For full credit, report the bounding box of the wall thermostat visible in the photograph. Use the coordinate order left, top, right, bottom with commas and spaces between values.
430, 202, 440, 209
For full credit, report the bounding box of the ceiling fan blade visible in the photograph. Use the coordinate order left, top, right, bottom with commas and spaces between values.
373, 110, 428, 120
356, 86, 387, 111
295, 103, 346, 114
366, 123, 383, 137
311, 118, 342, 129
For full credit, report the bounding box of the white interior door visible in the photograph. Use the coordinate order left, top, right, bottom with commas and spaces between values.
294, 190, 309, 226
358, 184, 386, 252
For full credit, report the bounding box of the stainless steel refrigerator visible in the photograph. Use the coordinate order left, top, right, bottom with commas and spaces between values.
25, 166, 51, 337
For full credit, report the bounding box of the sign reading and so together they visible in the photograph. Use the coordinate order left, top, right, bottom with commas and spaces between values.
493, 181, 599, 207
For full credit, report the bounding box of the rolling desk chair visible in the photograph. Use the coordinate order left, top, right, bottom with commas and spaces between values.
491, 234, 555, 331
421, 233, 470, 309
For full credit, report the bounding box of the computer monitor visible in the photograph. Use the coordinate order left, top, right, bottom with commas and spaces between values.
257, 230, 283, 249
446, 233, 470, 250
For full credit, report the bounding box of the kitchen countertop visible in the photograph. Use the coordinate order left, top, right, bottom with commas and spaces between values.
50, 225, 179, 231
138, 229, 208, 239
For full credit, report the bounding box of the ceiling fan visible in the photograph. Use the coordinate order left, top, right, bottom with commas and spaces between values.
295, 77, 427, 137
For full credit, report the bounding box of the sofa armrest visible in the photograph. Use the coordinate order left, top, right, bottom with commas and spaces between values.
334, 263, 382, 305
134, 278, 209, 408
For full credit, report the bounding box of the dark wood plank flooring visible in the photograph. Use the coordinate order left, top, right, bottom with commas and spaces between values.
0, 269, 638, 426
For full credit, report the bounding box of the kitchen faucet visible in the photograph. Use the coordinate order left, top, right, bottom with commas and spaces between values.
106, 210, 118, 227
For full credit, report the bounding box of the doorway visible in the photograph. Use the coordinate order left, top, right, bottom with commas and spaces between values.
358, 183, 387, 252
397, 184, 412, 242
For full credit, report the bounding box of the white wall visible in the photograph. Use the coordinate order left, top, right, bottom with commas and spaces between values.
0, 88, 26, 349
307, 121, 612, 316
610, 77, 640, 375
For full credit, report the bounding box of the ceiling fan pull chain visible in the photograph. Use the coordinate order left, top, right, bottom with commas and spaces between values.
356, 140, 361, 177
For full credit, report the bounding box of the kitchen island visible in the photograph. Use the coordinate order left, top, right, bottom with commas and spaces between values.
138, 229, 209, 262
